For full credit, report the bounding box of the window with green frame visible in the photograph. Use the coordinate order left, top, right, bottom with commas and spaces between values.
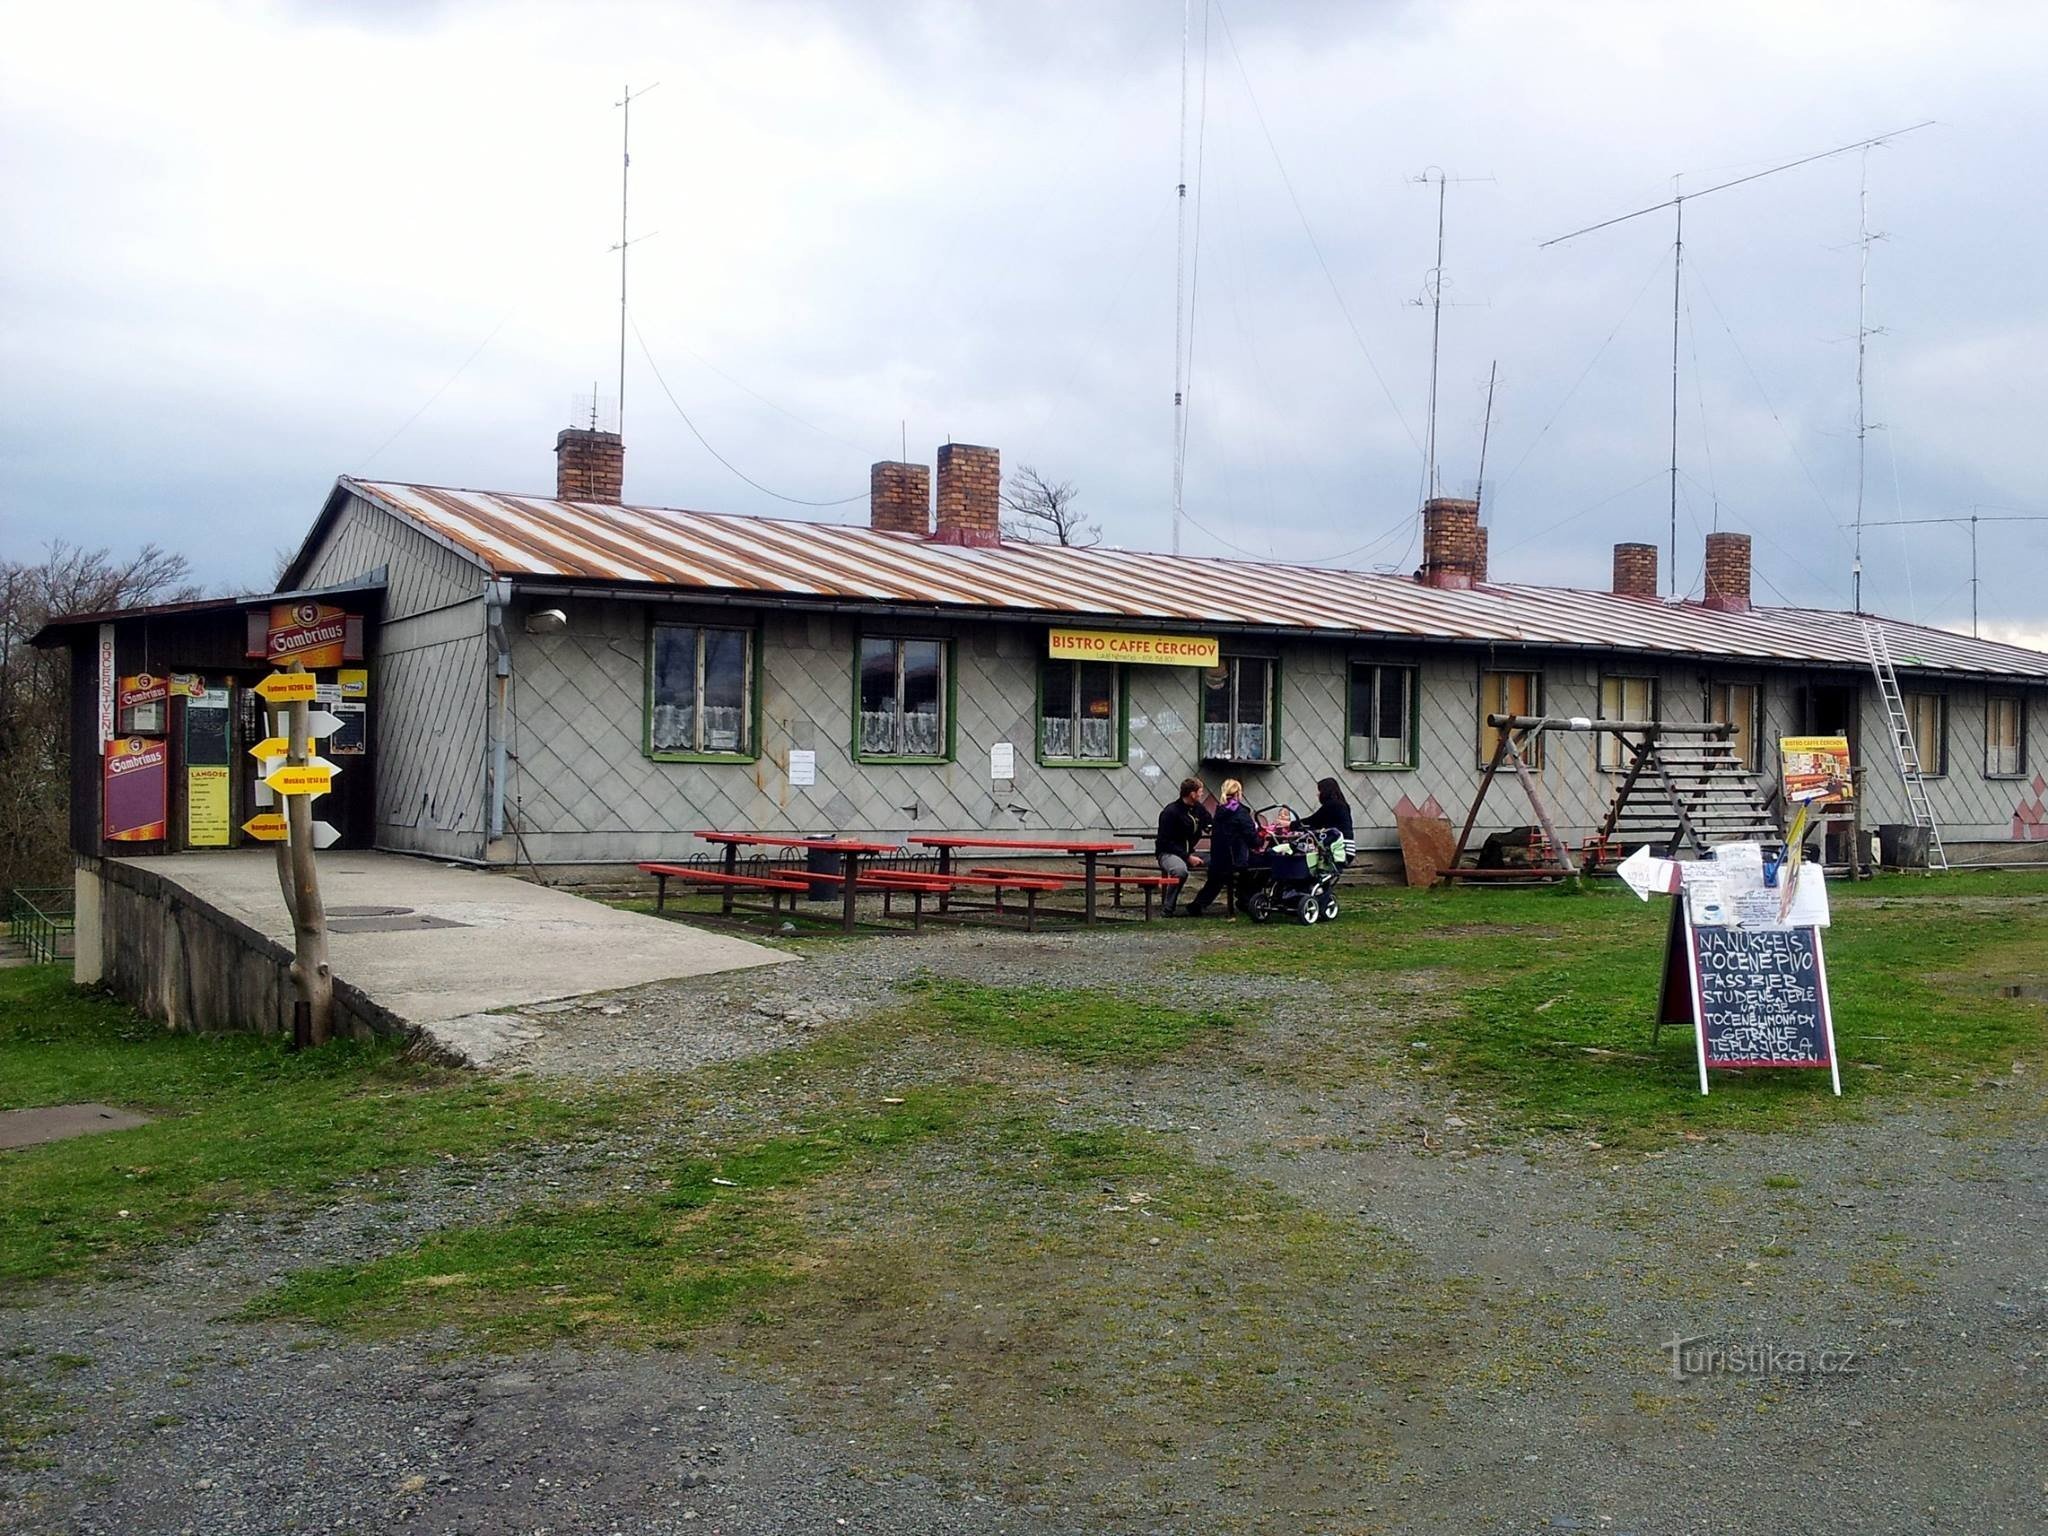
1346, 662, 1415, 768
1201, 654, 1280, 763
855, 636, 950, 761
1039, 657, 1123, 765
648, 622, 756, 760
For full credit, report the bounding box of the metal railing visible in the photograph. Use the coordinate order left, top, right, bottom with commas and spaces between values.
7, 886, 75, 965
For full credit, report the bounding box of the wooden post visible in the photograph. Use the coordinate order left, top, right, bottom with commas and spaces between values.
1449, 732, 1513, 874
278, 660, 334, 1044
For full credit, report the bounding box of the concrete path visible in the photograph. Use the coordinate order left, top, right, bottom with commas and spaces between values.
116, 852, 785, 1063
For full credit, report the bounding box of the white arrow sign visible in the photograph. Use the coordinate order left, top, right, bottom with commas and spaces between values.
1617, 845, 1681, 902
306, 710, 344, 740
277, 816, 342, 849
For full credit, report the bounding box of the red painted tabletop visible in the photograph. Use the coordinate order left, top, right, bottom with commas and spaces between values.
695, 832, 901, 853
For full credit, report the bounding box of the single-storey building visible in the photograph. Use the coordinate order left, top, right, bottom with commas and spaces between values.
35, 424, 2048, 880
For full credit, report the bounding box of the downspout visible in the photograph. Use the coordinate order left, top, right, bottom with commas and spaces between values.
486, 579, 512, 849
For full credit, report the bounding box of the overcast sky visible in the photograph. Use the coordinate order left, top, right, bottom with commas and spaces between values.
3, 0, 2043, 643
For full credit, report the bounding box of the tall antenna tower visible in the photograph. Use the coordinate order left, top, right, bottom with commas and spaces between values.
612, 81, 659, 437
1409, 169, 1490, 502
1170, 0, 1191, 556
1541, 122, 1931, 598
1853, 147, 1884, 613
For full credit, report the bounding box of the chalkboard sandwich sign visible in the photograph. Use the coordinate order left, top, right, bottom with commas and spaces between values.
1630, 845, 1843, 1098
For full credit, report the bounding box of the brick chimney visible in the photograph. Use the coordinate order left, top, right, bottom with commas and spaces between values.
1613, 541, 1659, 598
870, 461, 931, 536
933, 443, 1000, 547
1471, 526, 1489, 584
1417, 497, 1480, 589
556, 427, 624, 502
1702, 531, 1752, 612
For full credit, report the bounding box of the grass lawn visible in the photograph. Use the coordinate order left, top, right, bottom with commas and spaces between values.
5, 868, 2043, 1342
0, 965, 626, 1290
1194, 870, 2048, 1143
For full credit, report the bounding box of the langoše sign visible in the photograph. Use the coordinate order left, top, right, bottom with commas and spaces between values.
1048, 629, 1219, 667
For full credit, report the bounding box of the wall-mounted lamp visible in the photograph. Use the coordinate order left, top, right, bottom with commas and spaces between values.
523, 609, 568, 636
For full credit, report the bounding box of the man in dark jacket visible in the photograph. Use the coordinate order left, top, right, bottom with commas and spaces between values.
1155, 777, 1212, 915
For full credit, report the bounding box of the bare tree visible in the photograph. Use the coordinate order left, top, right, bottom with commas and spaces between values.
1000, 466, 1098, 548
0, 542, 200, 892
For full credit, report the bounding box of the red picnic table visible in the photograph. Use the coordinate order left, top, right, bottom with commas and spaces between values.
909, 835, 1135, 922
696, 832, 902, 932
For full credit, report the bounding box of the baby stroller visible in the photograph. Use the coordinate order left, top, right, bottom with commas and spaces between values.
1239, 805, 1350, 925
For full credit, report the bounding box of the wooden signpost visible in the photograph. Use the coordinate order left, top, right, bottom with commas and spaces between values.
258, 660, 341, 1047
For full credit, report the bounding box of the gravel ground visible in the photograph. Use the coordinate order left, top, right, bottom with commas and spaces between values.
5, 916, 2045, 1534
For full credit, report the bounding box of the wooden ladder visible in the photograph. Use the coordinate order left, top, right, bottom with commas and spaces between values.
1599, 730, 1784, 857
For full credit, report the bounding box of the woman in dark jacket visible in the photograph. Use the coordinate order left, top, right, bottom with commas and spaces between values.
1184, 777, 1260, 917
1296, 777, 1354, 841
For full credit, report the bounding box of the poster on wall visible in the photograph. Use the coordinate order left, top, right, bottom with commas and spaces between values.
337, 667, 369, 699
118, 673, 169, 735
103, 737, 169, 842
187, 765, 231, 846
329, 700, 368, 756
1779, 735, 1854, 806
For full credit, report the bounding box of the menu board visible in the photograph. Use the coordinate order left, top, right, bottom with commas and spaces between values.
1692, 925, 1831, 1068
1658, 903, 1841, 1096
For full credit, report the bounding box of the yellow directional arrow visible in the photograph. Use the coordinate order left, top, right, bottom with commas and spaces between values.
264, 762, 337, 797
248, 735, 290, 761
241, 813, 289, 842
253, 671, 318, 704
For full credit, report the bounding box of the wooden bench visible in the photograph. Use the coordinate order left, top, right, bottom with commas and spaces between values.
639, 862, 810, 915
862, 868, 1065, 931
967, 866, 1178, 920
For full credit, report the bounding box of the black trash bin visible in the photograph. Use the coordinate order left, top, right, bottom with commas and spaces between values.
804, 836, 842, 901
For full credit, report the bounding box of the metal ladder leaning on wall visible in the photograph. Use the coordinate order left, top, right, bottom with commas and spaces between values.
1859, 618, 1949, 871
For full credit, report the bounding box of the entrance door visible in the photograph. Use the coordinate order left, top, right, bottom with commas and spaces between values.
1804, 682, 1859, 751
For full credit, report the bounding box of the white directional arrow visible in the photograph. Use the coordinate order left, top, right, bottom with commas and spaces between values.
306, 819, 342, 850
305, 710, 344, 740
1617, 844, 1681, 902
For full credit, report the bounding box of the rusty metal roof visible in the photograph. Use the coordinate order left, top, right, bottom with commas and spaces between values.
346, 478, 2048, 681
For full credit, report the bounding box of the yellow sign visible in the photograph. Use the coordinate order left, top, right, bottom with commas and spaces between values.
337, 667, 369, 699
254, 671, 319, 704
187, 765, 231, 847
248, 736, 290, 761
1047, 629, 1219, 667
241, 813, 289, 842
1780, 735, 1855, 806
265, 762, 336, 797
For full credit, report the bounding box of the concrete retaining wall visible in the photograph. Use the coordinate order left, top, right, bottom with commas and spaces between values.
80, 858, 400, 1041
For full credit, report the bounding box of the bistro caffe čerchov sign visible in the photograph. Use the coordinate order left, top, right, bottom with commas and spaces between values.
1047, 629, 1220, 667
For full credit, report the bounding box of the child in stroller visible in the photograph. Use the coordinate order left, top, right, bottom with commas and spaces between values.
1239, 804, 1351, 924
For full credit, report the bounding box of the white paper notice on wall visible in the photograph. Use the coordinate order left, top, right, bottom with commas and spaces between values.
990, 742, 1016, 781
788, 749, 817, 788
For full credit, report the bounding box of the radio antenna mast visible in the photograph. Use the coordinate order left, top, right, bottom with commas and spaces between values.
1171, 0, 1191, 555
612, 81, 659, 437
1409, 169, 1491, 503
1475, 360, 1499, 508
1541, 121, 1933, 598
